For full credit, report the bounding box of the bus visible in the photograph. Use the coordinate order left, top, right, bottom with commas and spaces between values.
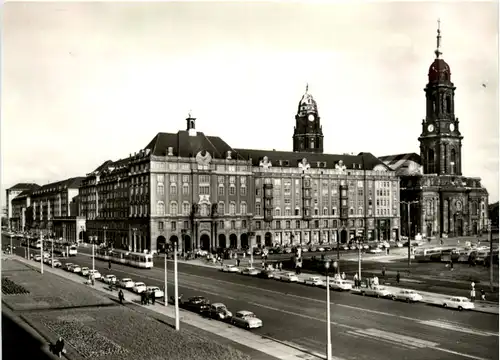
95, 248, 154, 269
53, 242, 78, 257
414, 247, 443, 262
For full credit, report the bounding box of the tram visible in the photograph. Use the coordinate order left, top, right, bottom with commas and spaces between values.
95, 248, 154, 269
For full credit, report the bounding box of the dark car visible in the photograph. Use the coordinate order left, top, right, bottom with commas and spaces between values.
253, 249, 262, 256
258, 269, 275, 279
183, 296, 211, 314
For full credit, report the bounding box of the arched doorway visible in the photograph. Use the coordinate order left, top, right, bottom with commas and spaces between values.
456, 218, 463, 237
472, 222, 478, 235
240, 233, 249, 249
426, 223, 432, 238
218, 234, 227, 249
200, 234, 210, 250
169, 235, 179, 251
157, 235, 167, 253
229, 234, 237, 248
264, 232, 272, 247
183, 235, 192, 252
340, 230, 348, 244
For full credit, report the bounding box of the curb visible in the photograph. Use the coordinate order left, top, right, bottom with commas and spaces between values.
259, 335, 325, 360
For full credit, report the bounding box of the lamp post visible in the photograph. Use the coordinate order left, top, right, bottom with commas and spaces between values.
9, 234, 13, 255
248, 231, 255, 267
62, 223, 66, 242
356, 238, 362, 282
103, 226, 108, 248
164, 243, 168, 307
401, 200, 419, 274
324, 260, 333, 360
132, 228, 137, 253
51, 232, 54, 268
488, 219, 494, 292
91, 235, 96, 271
40, 232, 44, 274
80, 226, 85, 245
174, 238, 180, 331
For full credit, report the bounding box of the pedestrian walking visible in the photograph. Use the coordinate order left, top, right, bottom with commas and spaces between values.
236, 258, 241, 267
450, 261, 454, 271
55, 336, 65, 358
396, 271, 400, 284
118, 289, 124, 304
471, 281, 475, 289
353, 273, 358, 289
151, 291, 156, 305
382, 266, 386, 278
91, 274, 95, 286
470, 288, 476, 302
387, 247, 390, 255
279, 262, 283, 271
141, 292, 145, 305
481, 289, 486, 301
108, 260, 111, 271
341, 272, 346, 280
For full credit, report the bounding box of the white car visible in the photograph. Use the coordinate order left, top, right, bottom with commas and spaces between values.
80, 267, 90, 276
231, 310, 263, 329
51, 259, 62, 268
103, 274, 117, 284
392, 289, 423, 303
119, 278, 135, 289
241, 267, 260, 276
133, 282, 147, 293
64, 263, 74, 270
70, 264, 82, 273
279, 272, 299, 282
304, 276, 325, 287
363, 244, 369, 250
221, 264, 240, 273
361, 285, 393, 298
330, 279, 353, 291
369, 248, 383, 254
342, 245, 349, 251
381, 241, 390, 248
349, 245, 357, 250
443, 296, 475, 311
34, 254, 42, 261
317, 247, 325, 252
88, 269, 101, 279
146, 286, 164, 298
395, 242, 403, 248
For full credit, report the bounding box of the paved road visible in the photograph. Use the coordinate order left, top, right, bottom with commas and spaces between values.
9, 243, 498, 360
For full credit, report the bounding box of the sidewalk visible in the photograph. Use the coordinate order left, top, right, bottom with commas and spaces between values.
8, 254, 334, 360
174, 257, 499, 315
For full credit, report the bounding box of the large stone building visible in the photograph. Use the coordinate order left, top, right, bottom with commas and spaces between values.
6, 183, 40, 230
380, 24, 489, 238
81, 92, 400, 253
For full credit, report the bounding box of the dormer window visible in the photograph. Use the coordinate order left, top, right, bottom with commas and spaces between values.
167, 147, 174, 156
284, 160, 289, 166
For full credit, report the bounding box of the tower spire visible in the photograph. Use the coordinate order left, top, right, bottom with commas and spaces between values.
434, 18, 442, 59
305, 83, 309, 93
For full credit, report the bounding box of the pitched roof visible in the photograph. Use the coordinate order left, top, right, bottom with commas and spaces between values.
33, 177, 86, 195
145, 131, 245, 160
233, 148, 391, 171
8, 183, 40, 191
378, 153, 422, 175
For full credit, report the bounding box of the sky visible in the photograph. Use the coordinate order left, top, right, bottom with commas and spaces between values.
1, 1, 499, 205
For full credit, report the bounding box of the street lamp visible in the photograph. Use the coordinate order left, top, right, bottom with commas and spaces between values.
400, 200, 419, 274
356, 237, 362, 282
164, 242, 168, 307
248, 231, 256, 267
173, 238, 180, 331
9, 234, 13, 255
103, 226, 108, 248
91, 235, 97, 271
324, 260, 333, 360
132, 228, 137, 253
488, 219, 494, 292
40, 232, 44, 274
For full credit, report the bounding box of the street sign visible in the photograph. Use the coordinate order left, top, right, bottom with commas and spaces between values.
333, 261, 338, 269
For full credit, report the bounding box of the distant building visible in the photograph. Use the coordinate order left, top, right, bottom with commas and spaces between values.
6, 183, 40, 230
489, 202, 498, 230
379, 24, 489, 238
80, 91, 400, 254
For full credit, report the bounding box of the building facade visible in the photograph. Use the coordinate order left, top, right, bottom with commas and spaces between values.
6, 183, 40, 230
80, 93, 400, 253
379, 25, 489, 238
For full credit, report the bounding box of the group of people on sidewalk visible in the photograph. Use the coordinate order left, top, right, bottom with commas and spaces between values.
140, 288, 157, 305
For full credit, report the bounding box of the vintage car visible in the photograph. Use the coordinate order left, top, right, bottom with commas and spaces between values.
231, 310, 263, 329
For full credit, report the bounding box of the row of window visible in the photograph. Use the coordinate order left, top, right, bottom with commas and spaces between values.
256, 178, 397, 189
156, 174, 249, 184
254, 218, 367, 230
159, 219, 248, 231
155, 201, 248, 216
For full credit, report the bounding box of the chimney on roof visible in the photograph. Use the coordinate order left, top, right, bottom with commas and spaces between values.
167, 147, 174, 156
226, 151, 232, 160
186, 111, 197, 137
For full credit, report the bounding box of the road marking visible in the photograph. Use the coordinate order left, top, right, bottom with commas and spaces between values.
344, 330, 417, 350
335, 303, 416, 321
359, 328, 440, 348
433, 347, 492, 360
419, 320, 499, 337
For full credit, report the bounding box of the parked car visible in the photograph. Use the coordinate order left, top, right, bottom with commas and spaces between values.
304, 276, 325, 287
103, 274, 117, 284
258, 269, 276, 279
88, 269, 101, 279
209, 303, 233, 321
70, 264, 82, 273
221, 264, 240, 273
80, 267, 90, 276
369, 248, 383, 254
34, 254, 42, 261
330, 279, 353, 291
241, 267, 260, 276
231, 310, 263, 329
64, 263, 74, 271
51, 259, 62, 268
119, 278, 135, 289
279, 272, 299, 282
317, 247, 325, 252
132, 282, 147, 293
146, 286, 164, 298
443, 296, 475, 311
342, 245, 349, 251
392, 289, 423, 303
361, 285, 393, 298
182, 296, 211, 314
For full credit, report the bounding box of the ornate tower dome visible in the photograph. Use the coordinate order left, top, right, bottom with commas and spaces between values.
428, 19, 451, 83
297, 84, 319, 117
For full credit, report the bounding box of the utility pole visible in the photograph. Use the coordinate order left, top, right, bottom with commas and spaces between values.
164, 248, 168, 307
40, 233, 44, 274
401, 200, 419, 274
174, 239, 180, 331
488, 220, 494, 292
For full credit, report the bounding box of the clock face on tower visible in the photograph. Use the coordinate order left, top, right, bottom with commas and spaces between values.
427, 124, 435, 132
308, 114, 315, 122
449, 123, 455, 132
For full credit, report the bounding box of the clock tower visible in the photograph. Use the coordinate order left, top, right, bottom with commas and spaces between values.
418, 21, 463, 175
293, 85, 324, 153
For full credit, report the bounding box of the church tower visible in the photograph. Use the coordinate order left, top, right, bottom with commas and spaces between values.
418, 21, 463, 175
293, 85, 324, 153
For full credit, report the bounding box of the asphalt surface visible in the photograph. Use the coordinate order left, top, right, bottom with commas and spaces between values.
6, 237, 498, 360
